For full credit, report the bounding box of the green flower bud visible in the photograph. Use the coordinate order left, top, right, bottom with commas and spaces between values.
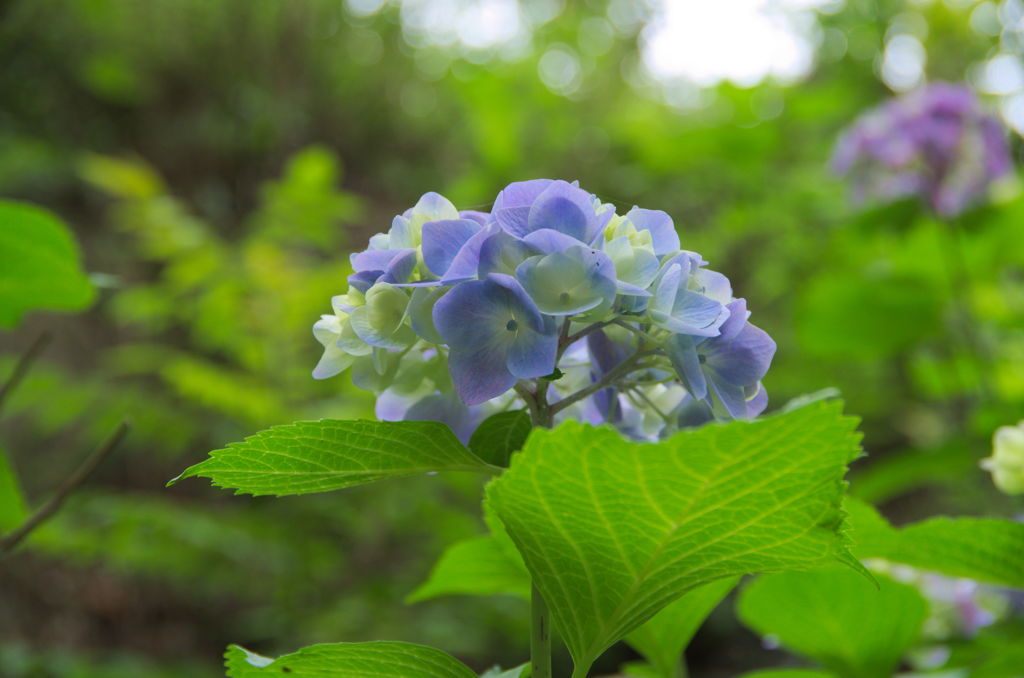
981, 421, 1024, 495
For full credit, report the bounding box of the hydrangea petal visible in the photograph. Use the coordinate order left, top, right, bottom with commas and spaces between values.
422, 219, 482, 277
506, 314, 558, 379
522, 228, 585, 253
478, 231, 537, 277
527, 180, 594, 242
665, 333, 708, 400
447, 340, 517, 406
625, 206, 680, 255
409, 286, 448, 344
705, 321, 776, 387
440, 224, 497, 284
515, 246, 617, 316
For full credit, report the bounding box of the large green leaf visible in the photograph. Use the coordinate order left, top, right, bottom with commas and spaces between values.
0, 444, 27, 532
487, 401, 862, 675
224, 642, 476, 678
846, 498, 1024, 588
407, 535, 530, 603
469, 410, 532, 467
408, 532, 735, 672
172, 420, 497, 497
625, 577, 738, 678
0, 200, 94, 327
737, 567, 928, 678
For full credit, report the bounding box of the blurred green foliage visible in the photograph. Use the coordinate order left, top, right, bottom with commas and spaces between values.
0, 0, 1022, 676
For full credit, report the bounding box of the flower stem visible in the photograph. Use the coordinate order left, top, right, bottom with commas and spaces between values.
531, 582, 552, 678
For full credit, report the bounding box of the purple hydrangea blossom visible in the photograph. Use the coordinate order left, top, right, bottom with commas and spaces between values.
832, 82, 1013, 218
313, 180, 777, 441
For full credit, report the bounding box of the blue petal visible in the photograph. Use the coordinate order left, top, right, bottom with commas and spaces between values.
351, 248, 406, 273
422, 219, 482, 277
514, 246, 617, 316
626, 207, 680, 255
440, 224, 497, 284
705, 320, 776, 387
432, 279, 511, 349
665, 334, 708, 400
493, 179, 554, 236
478, 231, 537, 277
527, 180, 594, 242
380, 248, 418, 284
348, 270, 381, 294
487, 273, 548, 333
493, 179, 554, 211
708, 377, 750, 419
522, 228, 586, 253
506, 314, 558, 379
448, 340, 517, 406
459, 210, 492, 225
587, 329, 629, 376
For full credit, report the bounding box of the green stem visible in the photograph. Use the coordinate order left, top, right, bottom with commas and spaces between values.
531, 583, 552, 678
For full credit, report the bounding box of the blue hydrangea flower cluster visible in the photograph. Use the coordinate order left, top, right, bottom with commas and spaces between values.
832, 82, 1012, 218
313, 179, 775, 441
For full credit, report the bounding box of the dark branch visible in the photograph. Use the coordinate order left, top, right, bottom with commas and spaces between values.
0, 421, 129, 556
0, 332, 52, 418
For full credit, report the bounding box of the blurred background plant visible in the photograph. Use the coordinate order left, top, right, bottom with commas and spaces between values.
0, 0, 1022, 676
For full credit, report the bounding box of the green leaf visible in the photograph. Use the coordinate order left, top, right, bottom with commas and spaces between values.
736, 567, 928, 678
172, 419, 497, 497
846, 497, 1024, 588
0, 200, 95, 327
0, 444, 27, 532
469, 410, 532, 467
486, 400, 863, 674
625, 577, 739, 678
407, 535, 530, 603
224, 642, 477, 678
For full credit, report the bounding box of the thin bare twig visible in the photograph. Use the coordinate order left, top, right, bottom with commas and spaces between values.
0, 421, 129, 556
0, 332, 52, 418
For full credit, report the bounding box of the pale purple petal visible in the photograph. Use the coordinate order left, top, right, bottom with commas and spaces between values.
448, 341, 517, 406
506, 314, 557, 379
440, 224, 497, 284
665, 334, 708, 400
527, 180, 594, 242
705, 321, 776, 387
459, 210, 492, 225
626, 207, 680, 255
422, 219, 482, 276
478, 231, 537, 277
522, 228, 586, 253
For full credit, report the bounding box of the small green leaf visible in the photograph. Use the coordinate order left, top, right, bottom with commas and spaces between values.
487, 400, 863, 674
625, 577, 738, 678
846, 497, 1024, 588
469, 410, 532, 467
172, 419, 497, 497
0, 444, 27, 532
407, 535, 530, 603
737, 568, 927, 678
0, 200, 95, 327
224, 642, 477, 678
